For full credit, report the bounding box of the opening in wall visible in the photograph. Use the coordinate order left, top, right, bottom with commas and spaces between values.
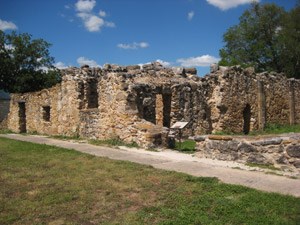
243, 104, 251, 134
78, 82, 85, 109
42, 106, 51, 122
18, 102, 26, 133
163, 94, 171, 127
87, 81, 99, 109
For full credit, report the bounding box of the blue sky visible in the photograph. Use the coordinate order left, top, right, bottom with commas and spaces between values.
0, 0, 297, 76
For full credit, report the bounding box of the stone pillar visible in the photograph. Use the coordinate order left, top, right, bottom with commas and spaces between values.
257, 80, 266, 130
289, 79, 295, 125
156, 94, 163, 126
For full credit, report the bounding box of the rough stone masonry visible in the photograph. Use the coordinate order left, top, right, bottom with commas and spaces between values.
6, 62, 300, 164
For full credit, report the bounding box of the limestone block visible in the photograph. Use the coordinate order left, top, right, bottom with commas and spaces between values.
208, 135, 233, 141
135, 123, 156, 131
116, 92, 127, 101
237, 142, 257, 153
194, 135, 206, 142
251, 138, 282, 146
286, 145, 300, 158
293, 160, 300, 168
246, 153, 267, 164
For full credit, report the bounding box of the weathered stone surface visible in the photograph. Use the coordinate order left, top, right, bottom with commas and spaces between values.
196, 134, 300, 169
276, 155, 289, 164
251, 138, 283, 146
194, 135, 206, 142
126, 65, 140, 71
210, 63, 218, 73
184, 68, 197, 75
247, 153, 267, 164
293, 160, 300, 168
172, 67, 184, 75
208, 135, 233, 141
286, 145, 300, 158
238, 142, 257, 153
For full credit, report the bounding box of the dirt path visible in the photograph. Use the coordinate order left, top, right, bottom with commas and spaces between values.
1, 134, 300, 197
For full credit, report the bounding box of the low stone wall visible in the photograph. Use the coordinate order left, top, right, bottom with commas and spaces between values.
0, 99, 10, 122
194, 134, 300, 169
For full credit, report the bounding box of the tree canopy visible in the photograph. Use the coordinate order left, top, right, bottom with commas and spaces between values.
0, 31, 61, 93
219, 2, 300, 79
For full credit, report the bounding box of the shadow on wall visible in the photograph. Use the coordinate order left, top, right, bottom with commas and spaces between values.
243, 104, 251, 134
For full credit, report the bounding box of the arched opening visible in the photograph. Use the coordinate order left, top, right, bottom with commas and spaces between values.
243, 104, 251, 134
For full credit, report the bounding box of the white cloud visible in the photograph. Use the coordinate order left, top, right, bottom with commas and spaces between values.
177, 55, 220, 67
54, 62, 68, 69
206, 0, 259, 10
77, 57, 100, 67
188, 11, 194, 21
117, 42, 149, 50
65, 4, 71, 9
0, 19, 18, 31
105, 21, 115, 28
138, 60, 171, 68
85, 15, 104, 32
74, 0, 115, 32
77, 12, 90, 20
139, 42, 149, 48
75, 0, 96, 12
76, 12, 104, 32
156, 59, 171, 67
99, 10, 106, 17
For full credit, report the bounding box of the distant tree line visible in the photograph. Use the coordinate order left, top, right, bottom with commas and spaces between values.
0, 31, 61, 93
219, 2, 300, 79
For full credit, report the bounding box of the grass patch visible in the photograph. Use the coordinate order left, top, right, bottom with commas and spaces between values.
213, 124, 300, 136
0, 137, 300, 224
250, 124, 300, 135
175, 140, 196, 153
89, 138, 139, 148
0, 129, 14, 134
213, 130, 238, 135
246, 162, 281, 171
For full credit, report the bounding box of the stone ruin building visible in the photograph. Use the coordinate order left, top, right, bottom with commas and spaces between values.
5, 62, 300, 170
6, 62, 300, 150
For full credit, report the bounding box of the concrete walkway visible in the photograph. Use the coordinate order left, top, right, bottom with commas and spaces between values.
1, 134, 300, 197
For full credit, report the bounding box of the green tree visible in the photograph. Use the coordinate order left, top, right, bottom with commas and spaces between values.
278, 3, 300, 78
0, 31, 61, 93
219, 3, 286, 73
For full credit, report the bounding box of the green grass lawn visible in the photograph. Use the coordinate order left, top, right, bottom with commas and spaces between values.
175, 140, 196, 153
0, 137, 299, 225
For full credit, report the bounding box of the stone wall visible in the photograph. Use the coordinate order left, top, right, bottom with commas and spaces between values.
0, 100, 10, 122
201, 66, 300, 134
6, 63, 300, 148
7, 67, 101, 136
195, 134, 300, 169
292, 79, 300, 124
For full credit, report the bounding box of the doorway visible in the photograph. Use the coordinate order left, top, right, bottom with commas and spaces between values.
163, 94, 171, 127
243, 104, 251, 134
18, 102, 26, 133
